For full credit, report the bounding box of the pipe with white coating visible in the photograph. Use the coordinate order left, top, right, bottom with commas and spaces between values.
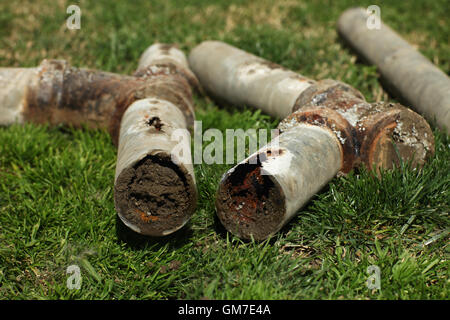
216, 124, 342, 240
337, 7, 450, 134
114, 44, 198, 236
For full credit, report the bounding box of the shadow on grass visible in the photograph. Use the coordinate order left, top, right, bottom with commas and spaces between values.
115, 214, 195, 250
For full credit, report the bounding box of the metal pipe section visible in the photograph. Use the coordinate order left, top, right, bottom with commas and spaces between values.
189, 41, 434, 240
216, 124, 342, 240
114, 44, 198, 236
189, 40, 314, 119
0, 68, 38, 125
0, 43, 199, 237
337, 7, 450, 134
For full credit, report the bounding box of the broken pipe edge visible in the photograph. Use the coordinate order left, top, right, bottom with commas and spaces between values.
216, 124, 343, 240
113, 43, 200, 237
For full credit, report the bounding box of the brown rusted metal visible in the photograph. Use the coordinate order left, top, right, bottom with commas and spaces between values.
286, 79, 435, 173
3, 57, 196, 146
216, 158, 287, 240
22, 60, 139, 135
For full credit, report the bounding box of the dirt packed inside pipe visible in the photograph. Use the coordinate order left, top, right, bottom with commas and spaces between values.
114, 154, 195, 236
216, 155, 285, 240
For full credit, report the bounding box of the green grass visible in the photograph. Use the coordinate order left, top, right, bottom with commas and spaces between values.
0, 0, 449, 300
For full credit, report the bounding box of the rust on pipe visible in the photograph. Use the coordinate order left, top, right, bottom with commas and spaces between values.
114, 44, 198, 236
0, 59, 196, 144
216, 124, 342, 240
337, 7, 450, 135
189, 41, 434, 240
288, 79, 434, 172
0, 43, 199, 237
0, 61, 139, 133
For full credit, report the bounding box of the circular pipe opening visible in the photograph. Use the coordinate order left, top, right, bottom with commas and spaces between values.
215, 153, 286, 240
114, 153, 196, 236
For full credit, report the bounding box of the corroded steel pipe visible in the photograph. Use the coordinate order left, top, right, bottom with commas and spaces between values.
216, 124, 342, 240
0, 61, 140, 132
114, 44, 198, 236
337, 7, 450, 134
0, 43, 199, 236
189, 41, 434, 240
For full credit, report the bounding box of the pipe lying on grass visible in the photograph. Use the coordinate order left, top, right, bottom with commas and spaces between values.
115, 44, 198, 236
189, 41, 435, 240
337, 7, 450, 135
0, 43, 199, 236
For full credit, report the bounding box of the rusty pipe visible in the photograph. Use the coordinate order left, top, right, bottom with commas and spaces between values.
337, 7, 450, 135
0, 43, 199, 237
0, 61, 139, 132
189, 41, 434, 240
114, 44, 198, 236
216, 124, 342, 240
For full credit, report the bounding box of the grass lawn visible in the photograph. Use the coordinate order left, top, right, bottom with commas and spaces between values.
0, 0, 448, 299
